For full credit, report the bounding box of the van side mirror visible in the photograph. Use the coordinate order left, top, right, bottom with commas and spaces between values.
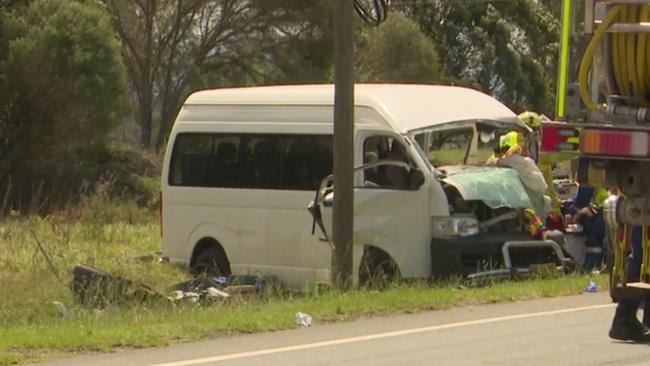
407, 169, 425, 190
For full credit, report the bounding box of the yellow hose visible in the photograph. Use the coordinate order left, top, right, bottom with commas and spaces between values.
641, 33, 650, 88
579, 4, 650, 110
618, 9, 630, 97
641, 37, 650, 89
626, 6, 640, 100
578, 5, 623, 110
611, 15, 624, 96
639, 5, 650, 105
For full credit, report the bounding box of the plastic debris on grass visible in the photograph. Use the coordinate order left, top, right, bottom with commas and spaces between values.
585, 281, 598, 293
295, 312, 313, 327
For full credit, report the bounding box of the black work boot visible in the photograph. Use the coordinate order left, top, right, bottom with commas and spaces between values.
609, 303, 650, 342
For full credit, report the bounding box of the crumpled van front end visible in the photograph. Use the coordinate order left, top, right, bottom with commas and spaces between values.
429, 165, 562, 277
410, 120, 564, 278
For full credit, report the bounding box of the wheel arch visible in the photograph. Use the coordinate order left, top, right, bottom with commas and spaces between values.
362, 244, 399, 265
359, 245, 401, 276
190, 237, 232, 275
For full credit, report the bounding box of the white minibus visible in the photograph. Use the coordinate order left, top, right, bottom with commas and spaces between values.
161, 84, 562, 289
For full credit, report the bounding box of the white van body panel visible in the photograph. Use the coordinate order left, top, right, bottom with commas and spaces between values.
185, 84, 519, 133
348, 129, 447, 279
353, 188, 433, 278
162, 84, 520, 289
162, 102, 395, 289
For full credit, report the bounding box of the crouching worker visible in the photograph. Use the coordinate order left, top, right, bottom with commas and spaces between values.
573, 204, 605, 271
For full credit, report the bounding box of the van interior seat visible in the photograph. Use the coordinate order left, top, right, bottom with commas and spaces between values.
286, 143, 312, 190
383, 143, 409, 188
252, 142, 273, 186
217, 142, 237, 162
214, 142, 239, 186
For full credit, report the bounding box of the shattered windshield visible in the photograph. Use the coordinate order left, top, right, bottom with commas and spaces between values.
411, 120, 529, 167
442, 166, 532, 210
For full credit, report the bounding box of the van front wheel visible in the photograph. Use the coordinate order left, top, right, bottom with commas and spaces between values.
192, 247, 229, 277
359, 248, 400, 289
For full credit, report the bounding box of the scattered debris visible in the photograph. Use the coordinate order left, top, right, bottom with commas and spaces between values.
295, 312, 313, 327
585, 281, 598, 293
71, 264, 273, 308
171, 283, 257, 305
52, 301, 70, 318
206, 287, 230, 299
71, 264, 166, 307
224, 285, 256, 297
170, 290, 201, 303
170, 277, 241, 304
172, 277, 223, 293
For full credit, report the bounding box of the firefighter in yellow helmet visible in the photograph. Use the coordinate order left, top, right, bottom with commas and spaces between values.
500, 130, 529, 158
485, 131, 520, 165
518, 110, 542, 130
487, 111, 540, 161
518, 111, 563, 219
518, 111, 542, 158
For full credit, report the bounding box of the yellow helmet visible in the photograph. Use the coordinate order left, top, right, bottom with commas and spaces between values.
499, 131, 522, 150
518, 111, 542, 129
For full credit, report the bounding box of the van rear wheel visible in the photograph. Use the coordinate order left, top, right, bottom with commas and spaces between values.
192, 247, 229, 277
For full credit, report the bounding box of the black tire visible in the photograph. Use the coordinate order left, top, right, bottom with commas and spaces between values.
192, 247, 229, 277
359, 248, 400, 289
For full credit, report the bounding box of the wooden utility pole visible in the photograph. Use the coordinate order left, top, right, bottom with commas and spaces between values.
332, 0, 355, 289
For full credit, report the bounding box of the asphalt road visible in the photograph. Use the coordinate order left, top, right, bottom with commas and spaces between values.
30, 292, 650, 366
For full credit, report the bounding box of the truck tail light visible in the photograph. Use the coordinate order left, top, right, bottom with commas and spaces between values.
580, 129, 650, 157
541, 124, 581, 153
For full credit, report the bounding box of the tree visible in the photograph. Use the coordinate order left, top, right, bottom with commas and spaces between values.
102, 0, 321, 149
252, 5, 444, 86
401, 0, 560, 113
102, 0, 202, 148
0, 0, 126, 209
254, 1, 335, 85
0, 0, 28, 12
356, 12, 442, 83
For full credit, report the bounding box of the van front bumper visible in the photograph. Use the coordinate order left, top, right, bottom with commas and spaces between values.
430, 233, 564, 278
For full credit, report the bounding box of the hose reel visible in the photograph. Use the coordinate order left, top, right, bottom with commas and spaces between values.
579, 2, 650, 120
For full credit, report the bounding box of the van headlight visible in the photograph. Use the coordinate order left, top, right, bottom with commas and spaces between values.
432, 217, 480, 237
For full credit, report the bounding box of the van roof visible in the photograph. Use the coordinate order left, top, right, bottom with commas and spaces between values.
185, 84, 519, 133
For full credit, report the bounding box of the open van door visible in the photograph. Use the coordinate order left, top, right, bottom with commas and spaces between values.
308, 158, 432, 281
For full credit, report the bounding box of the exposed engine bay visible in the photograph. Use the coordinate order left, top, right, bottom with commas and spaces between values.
443, 183, 522, 234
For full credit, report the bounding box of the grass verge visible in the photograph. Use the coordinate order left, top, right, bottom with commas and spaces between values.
0, 190, 610, 365
0, 274, 608, 365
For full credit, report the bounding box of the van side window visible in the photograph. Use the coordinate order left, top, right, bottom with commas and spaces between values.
171, 134, 213, 186
361, 136, 411, 189
169, 133, 332, 190
284, 137, 332, 190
